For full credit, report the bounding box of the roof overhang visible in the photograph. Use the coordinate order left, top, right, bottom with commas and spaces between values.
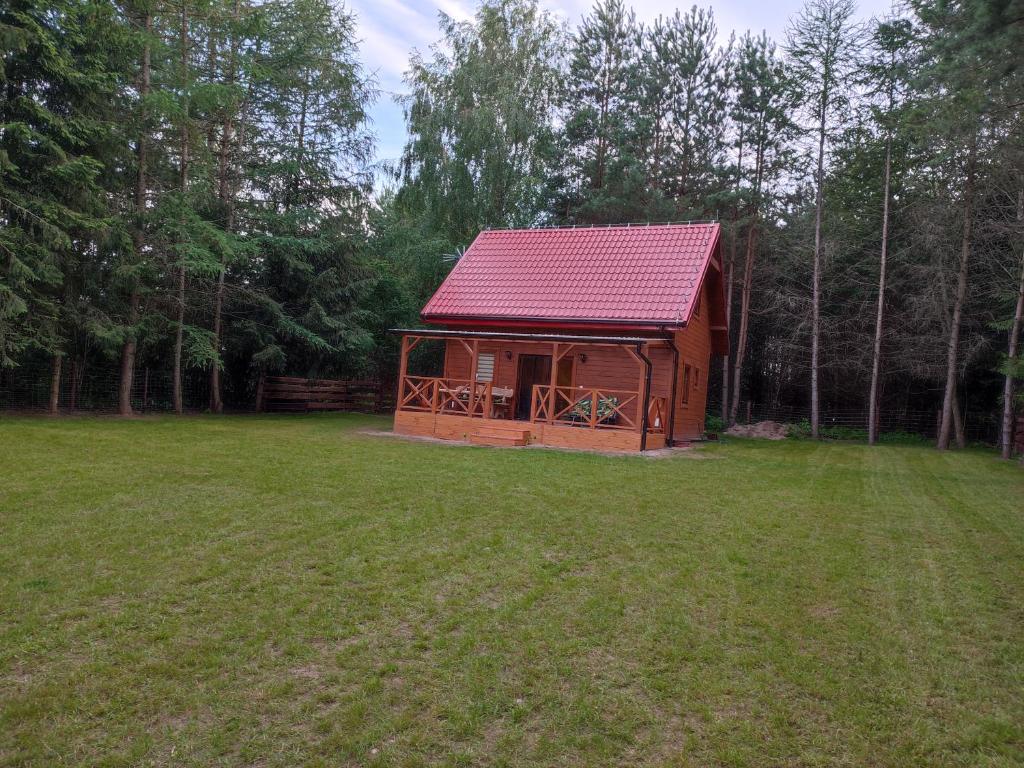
389, 328, 672, 346
420, 314, 684, 333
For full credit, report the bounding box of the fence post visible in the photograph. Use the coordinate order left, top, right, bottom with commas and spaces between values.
255, 371, 265, 412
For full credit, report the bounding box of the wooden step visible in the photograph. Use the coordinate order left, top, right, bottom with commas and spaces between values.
469, 424, 531, 447
472, 424, 531, 440
470, 432, 528, 447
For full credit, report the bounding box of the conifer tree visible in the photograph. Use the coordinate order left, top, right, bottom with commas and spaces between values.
0, 0, 127, 381
560, 0, 641, 223
864, 16, 914, 444
640, 7, 730, 216
786, 0, 862, 438
728, 33, 795, 425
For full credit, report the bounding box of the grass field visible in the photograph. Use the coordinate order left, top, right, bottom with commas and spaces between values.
1, 414, 1023, 767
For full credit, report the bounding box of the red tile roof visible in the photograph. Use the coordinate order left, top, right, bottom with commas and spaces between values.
421, 223, 721, 329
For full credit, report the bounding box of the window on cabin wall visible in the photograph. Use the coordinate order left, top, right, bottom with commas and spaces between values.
681, 364, 692, 404
694, 292, 701, 318
476, 353, 495, 382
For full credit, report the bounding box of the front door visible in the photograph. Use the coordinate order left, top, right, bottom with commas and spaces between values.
515, 354, 551, 420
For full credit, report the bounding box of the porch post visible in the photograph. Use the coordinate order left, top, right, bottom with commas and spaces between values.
638, 343, 652, 451
667, 340, 679, 446
626, 343, 653, 450
396, 335, 410, 410
548, 342, 559, 423
468, 338, 479, 416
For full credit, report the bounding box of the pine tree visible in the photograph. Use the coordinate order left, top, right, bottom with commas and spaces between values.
638, 7, 730, 217
786, 0, 862, 438
559, 0, 642, 224
728, 33, 795, 425
864, 16, 914, 444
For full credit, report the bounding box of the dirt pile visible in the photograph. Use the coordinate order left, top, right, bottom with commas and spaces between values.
724, 420, 789, 440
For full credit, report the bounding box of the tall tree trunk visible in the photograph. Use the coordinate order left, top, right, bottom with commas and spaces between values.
729, 127, 765, 426
937, 141, 976, 450
48, 353, 61, 414
810, 98, 827, 440
951, 378, 966, 448
287, 83, 308, 212
729, 220, 758, 425
210, 0, 241, 414
69, 355, 82, 410
1000, 189, 1024, 459
722, 126, 743, 425
119, 11, 151, 417
594, 48, 610, 191
172, 0, 190, 415
868, 136, 893, 445
721, 248, 734, 425
173, 267, 186, 413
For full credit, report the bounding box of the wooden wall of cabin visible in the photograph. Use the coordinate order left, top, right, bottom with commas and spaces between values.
672, 282, 712, 441
432, 282, 713, 441
439, 338, 676, 433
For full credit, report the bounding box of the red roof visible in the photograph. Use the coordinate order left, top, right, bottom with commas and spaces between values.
421, 223, 722, 330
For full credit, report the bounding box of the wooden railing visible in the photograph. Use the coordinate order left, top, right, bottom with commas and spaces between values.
399, 376, 494, 418
530, 385, 643, 431
399, 377, 667, 436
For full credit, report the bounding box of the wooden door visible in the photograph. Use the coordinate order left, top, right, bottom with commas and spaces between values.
515, 354, 551, 420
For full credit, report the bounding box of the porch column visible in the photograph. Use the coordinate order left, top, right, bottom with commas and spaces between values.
638, 343, 652, 450
626, 343, 653, 450
396, 335, 410, 409
468, 338, 479, 416
548, 342, 559, 423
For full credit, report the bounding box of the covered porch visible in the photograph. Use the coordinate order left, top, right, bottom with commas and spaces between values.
391, 329, 677, 451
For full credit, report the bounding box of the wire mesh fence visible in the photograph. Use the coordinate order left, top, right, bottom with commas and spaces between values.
0, 363, 217, 414
705, 396, 1003, 445
0, 359, 396, 416
1, 360, 1005, 446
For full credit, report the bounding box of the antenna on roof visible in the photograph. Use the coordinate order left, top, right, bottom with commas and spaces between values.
442, 245, 467, 264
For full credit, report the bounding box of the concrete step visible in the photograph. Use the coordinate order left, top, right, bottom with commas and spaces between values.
470, 431, 528, 447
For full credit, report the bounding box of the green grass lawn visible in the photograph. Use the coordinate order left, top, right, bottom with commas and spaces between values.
2, 414, 1022, 767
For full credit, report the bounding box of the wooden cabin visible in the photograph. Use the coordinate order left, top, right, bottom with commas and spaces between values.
392, 223, 728, 451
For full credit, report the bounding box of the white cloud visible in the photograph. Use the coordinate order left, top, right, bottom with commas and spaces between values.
434, 0, 475, 22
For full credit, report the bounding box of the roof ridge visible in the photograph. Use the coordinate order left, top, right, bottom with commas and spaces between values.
481, 220, 719, 232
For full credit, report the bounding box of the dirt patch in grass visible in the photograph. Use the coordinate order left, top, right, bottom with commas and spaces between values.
725, 420, 789, 439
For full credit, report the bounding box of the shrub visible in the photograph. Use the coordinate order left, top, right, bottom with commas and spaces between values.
787, 419, 812, 439
705, 413, 724, 434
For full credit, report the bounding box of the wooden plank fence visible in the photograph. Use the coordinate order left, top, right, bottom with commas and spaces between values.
256, 376, 393, 413
1014, 414, 1024, 456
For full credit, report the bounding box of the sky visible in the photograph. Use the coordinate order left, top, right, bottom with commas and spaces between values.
346, 0, 895, 171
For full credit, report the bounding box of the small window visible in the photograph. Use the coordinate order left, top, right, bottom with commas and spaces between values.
694, 292, 702, 318
694, 368, 701, 388
476, 352, 495, 383
681, 364, 692, 404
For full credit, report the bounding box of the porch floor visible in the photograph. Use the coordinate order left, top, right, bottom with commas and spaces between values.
364, 428, 691, 457
393, 410, 667, 452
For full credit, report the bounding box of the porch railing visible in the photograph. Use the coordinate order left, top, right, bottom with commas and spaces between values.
399, 376, 667, 435
399, 376, 494, 418
531, 385, 649, 431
